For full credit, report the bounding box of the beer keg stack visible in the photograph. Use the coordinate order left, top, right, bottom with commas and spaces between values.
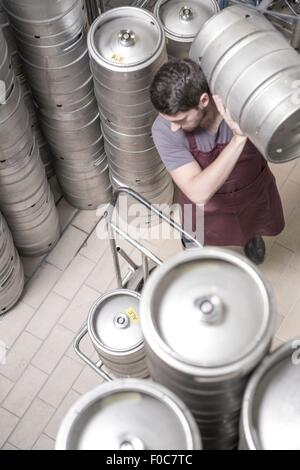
140, 248, 276, 450
2, 0, 112, 210
0, 210, 24, 314
0, 28, 60, 257
154, 0, 219, 59
87, 7, 174, 224
0, 1, 54, 179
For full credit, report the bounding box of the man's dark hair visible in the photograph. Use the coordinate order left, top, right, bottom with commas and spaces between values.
150, 58, 210, 116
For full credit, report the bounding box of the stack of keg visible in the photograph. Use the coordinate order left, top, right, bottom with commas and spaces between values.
0, 1, 54, 179
0, 211, 24, 314
140, 248, 276, 450
0, 29, 60, 257
2, 0, 111, 210
154, 0, 219, 59
88, 7, 174, 223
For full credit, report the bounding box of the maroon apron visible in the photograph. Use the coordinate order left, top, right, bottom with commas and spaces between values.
178, 132, 285, 246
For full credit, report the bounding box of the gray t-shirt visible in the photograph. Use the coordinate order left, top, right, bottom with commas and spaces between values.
152, 115, 233, 172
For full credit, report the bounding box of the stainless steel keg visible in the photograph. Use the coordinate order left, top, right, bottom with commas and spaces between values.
88, 7, 166, 129
56, 379, 202, 450
2, 0, 86, 41
155, 0, 219, 59
190, 4, 300, 163
0, 79, 32, 161
140, 248, 276, 450
88, 7, 173, 211
0, 211, 24, 314
4, 186, 61, 257
0, 3, 21, 75
240, 339, 300, 450
3, 0, 111, 209
18, 31, 93, 110
0, 28, 14, 101
87, 289, 149, 378
0, 80, 60, 254
18, 73, 54, 178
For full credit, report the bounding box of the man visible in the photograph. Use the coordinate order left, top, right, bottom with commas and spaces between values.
150, 58, 285, 264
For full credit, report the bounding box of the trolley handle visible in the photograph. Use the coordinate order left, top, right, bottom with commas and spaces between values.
73, 322, 113, 382
107, 187, 203, 248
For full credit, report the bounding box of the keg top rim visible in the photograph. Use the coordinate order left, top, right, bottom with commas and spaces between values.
154, 0, 219, 41
87, 7, 165, 70
140, 248, 275, 377
55, 379, 202, 450
88, 289, 144, 354
242, 339, 300, 450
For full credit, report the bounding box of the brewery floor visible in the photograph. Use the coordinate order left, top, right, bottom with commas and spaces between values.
0, 158, 300, 450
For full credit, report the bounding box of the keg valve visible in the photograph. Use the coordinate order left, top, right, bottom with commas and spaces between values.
118, 435, 145, 450
180, 6, 194, 22
114, 313, 130, 329
118, 29, 136, 47
194, 295, 224, 323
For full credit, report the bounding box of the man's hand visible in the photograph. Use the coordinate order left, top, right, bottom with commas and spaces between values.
213, 95, 246, 138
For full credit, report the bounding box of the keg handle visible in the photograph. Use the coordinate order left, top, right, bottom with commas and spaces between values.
118, 30, 136, 47
179, 6, 194, 22
73, 322, 113, 382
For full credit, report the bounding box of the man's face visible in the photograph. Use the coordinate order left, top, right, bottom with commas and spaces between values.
160, 94, 209, 133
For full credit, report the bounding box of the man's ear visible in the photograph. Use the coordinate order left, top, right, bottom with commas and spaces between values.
198, 93, 210, 109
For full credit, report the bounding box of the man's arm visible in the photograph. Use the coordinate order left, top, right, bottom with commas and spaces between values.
171, 95, 247, 205
171, 134, 247, 205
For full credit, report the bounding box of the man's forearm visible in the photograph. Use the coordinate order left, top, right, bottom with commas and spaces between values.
188, 135, 248, 204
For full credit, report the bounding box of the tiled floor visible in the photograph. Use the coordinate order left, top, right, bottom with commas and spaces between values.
1, 159, 300, 450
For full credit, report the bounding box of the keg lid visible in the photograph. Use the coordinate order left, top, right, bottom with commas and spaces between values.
56, 379, 201, 450
243, 340, 300, 450
88, 7, 164, 68
141, 248, 274, 373
88, 289, 143, 352
155, 0, 219, 40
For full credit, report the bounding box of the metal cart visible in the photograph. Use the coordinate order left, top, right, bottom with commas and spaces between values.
74, 187, 202, 381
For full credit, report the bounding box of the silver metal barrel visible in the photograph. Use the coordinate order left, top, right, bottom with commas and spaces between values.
240, 339, 300, 450
2, 0, 86, 40
154, 0, 219, 59
0, 31, 60, 256
140, 248, 276, 450
87, 289, 149, 378
190, 4, 300, 163
0, 80, 32, 161
3, 0, 111, 209
56, 379, 202, 450
18, 73, 54, 179
0, 28, 14, 101
0, 211, 24, 314
0, 3, 21, 75
88, 7, 173, 212
0, 10, 54, 177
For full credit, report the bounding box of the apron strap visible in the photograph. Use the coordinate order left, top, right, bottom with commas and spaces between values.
186, 121, 224, 156
186, 133, 198, 154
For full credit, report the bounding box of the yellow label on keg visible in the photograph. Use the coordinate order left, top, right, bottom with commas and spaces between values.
126, 307, 140, 324
111, 53, 124, 63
